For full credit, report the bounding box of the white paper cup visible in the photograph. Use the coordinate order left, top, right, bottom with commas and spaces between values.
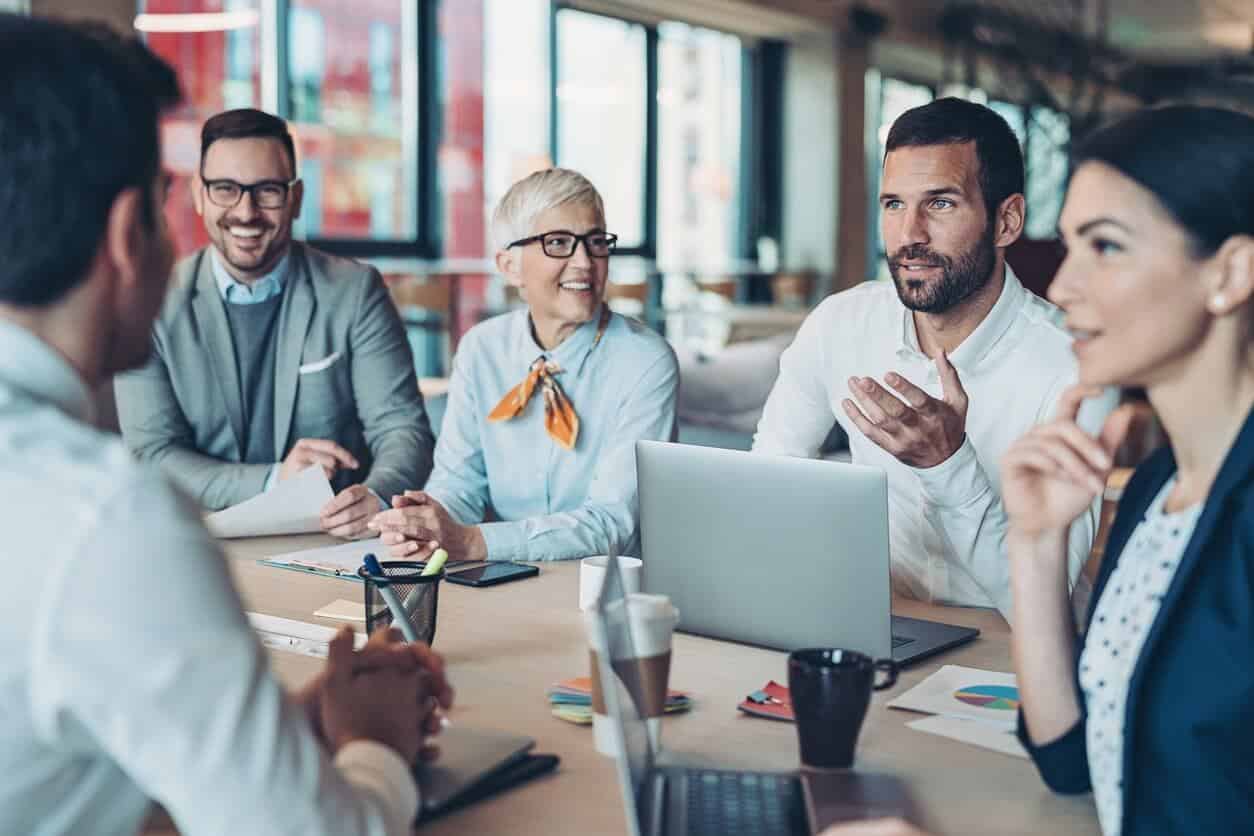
584, 593, 679, 758
579, 555, 642, 610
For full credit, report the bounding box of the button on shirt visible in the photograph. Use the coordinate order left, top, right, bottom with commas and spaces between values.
754, 268, 1115, 621
0, 319, 418, 835
424, 307, 679, 561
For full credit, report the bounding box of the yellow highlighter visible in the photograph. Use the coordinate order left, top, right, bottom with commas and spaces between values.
422, 548, 449, 576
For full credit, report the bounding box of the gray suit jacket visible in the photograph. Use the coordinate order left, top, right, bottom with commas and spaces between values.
116, 243, 435, 510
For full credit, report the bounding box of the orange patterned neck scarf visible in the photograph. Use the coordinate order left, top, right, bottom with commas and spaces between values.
487, 306, 610, 450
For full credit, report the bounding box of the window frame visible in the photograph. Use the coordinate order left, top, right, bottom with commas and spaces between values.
140, 0, 439, 258
551, 3, 775, 263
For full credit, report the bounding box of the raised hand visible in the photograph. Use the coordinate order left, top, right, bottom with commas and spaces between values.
842, 351, 968, 469
1001, 385, 1134, 537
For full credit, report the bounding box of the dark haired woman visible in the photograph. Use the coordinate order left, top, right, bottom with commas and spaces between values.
1002, 104, 1254, 835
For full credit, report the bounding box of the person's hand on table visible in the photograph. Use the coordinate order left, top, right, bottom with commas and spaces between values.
820, 818, 933, 836
319, 484, 378, 539
842, 352, 968, 469
368, 490, 488, 563
297, 626, 455, 763
279, 438, 359, 482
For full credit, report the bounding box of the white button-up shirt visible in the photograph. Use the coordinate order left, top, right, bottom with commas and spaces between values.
0, 319, 418, 835
754, 268, 1115, 621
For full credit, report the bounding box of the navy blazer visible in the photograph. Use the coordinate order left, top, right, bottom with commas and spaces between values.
1018, 405, 1254, 835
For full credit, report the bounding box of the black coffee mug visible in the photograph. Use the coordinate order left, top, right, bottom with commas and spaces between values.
788, 648, 898, 769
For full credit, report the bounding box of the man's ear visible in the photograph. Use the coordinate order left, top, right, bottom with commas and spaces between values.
994, 193, 1026, 248
1207, 235, 1254, 316
495, 248, 522, 286
104, 186, 146, 292
191, 174, 204, 217
290, 178, 304, 220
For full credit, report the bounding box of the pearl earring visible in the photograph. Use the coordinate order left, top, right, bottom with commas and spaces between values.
1211, 294, 1227, 311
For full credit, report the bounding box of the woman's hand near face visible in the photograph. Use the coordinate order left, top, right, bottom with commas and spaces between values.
1001, 385, 1134, 539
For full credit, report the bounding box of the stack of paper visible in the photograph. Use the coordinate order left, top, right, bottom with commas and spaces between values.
548, 676, 692, 725
886, 665, 1026, 758
259, 537, 389, 581
206, 465, 333, 538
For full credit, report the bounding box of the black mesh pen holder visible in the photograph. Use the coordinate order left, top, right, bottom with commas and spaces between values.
357, 560, 443, 646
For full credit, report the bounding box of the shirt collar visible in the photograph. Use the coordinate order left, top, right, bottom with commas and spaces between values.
0, 318, 94, 423
517, 304, 610, 378
210, 247, 291, 304
896, 264, 1026, 371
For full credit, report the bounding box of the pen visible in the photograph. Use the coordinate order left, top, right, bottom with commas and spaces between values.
361, 554, 420, 643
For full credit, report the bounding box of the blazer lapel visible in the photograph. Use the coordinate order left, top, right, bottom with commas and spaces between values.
1120, 406, 1254, 800
190, 252, 245, 457
273, 245, 315, 459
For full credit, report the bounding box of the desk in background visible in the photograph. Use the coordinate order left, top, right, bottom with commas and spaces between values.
198, 535, 1100, 836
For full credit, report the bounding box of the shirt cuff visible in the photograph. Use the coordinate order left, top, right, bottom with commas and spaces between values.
367, 488, 388, 511
263, 464, 281, 492
333, 739, 421, 830
911, 435, 992, 508
478, 521, 529, 562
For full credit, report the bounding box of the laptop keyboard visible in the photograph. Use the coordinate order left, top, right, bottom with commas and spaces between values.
684, 769, 801, 836
891, 634, 914, 649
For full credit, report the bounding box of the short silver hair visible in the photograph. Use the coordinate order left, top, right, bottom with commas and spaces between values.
490, 168, 606, 252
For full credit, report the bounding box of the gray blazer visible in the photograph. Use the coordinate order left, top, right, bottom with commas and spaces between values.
116, 242, 435, 510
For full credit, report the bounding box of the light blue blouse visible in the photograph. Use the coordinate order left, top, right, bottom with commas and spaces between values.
424, 306, 678, 561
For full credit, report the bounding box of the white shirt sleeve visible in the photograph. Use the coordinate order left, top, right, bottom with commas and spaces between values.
29, 472, 420, 835
910, 383, 1119, 624
753, 306, 837, 457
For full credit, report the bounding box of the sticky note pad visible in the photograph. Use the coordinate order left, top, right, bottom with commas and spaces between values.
314, 598, 366, 622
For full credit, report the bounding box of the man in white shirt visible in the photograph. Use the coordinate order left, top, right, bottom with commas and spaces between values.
0, 16, 451, 835
755, 97, 1113, 621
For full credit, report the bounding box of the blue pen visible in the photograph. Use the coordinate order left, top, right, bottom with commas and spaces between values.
362, 554, 420, 643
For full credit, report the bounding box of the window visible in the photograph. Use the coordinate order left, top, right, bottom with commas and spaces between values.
1025, 106, 1070, 240
555, 9, 648, 249
656, 21, 742, 267
143, 0, 261, 255
287, 0, 417, 243
865, 74, 932, 276
141, 0, 422, 255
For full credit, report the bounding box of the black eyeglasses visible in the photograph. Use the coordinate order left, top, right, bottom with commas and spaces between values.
201, 177, 299, 210
507, 230, 618, 258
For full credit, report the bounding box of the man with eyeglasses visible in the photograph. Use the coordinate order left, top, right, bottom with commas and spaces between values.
117, 108, 434, 537
368, 168, 679, 564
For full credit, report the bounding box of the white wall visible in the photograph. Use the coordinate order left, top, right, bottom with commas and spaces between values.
781, 33, 838, 284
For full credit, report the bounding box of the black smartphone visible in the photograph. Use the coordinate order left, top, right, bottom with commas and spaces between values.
444, 562, 539, 587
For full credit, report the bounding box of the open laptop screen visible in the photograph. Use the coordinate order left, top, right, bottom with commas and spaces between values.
593, 553, 654, 826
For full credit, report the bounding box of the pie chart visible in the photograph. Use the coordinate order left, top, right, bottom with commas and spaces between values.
953, 684, 1020, 711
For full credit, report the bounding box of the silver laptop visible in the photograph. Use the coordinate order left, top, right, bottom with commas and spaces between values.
592, 553, 916, 836
636, 441, 977, 665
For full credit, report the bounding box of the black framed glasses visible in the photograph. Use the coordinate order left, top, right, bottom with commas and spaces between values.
201, 177, 299, 210
507, 229, 618, 258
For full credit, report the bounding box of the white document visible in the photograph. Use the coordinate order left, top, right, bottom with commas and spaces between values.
260, 537, 388, 579
907, 715, 1028, 759
886, 664, 1019, 731
246, 611, 366, 659
314, 598, 368, 622
205, 465, 333, 538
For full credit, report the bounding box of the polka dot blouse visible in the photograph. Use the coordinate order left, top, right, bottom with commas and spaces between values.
1078, 477, 1202, 836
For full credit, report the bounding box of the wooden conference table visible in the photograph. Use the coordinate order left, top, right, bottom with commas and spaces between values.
218, 534, 1099, 836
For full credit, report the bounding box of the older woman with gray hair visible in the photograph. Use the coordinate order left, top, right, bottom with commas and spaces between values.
369, 168, 678, 562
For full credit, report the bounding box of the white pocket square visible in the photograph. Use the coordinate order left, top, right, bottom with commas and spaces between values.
298, 351, 342, 375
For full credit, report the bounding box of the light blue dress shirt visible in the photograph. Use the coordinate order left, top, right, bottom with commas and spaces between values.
209, 247, 289, 304
425, 306, 678, 561
0, 319, 418, 835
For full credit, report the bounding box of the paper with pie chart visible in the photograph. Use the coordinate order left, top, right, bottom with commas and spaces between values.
886, 665, 1020, 731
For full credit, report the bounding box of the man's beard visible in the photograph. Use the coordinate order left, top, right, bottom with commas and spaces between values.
888, 222, 996, 314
